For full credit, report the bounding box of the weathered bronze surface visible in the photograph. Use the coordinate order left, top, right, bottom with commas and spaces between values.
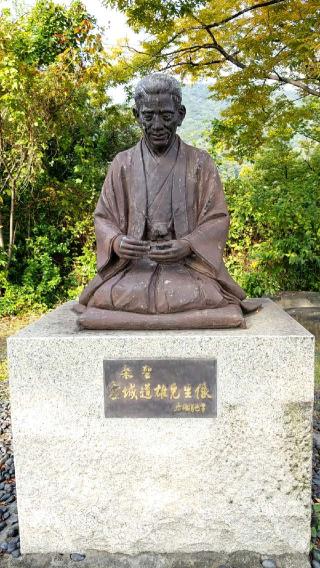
74, 73, 261, 329
104, 359, 217, 418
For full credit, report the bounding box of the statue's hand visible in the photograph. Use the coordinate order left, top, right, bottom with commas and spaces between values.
113, 235, 150, 259
148, 239, 191, 263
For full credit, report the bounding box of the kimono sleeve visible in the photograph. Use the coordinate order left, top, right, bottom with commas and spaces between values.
182, 153, 229, 275
94, 157, 124, 272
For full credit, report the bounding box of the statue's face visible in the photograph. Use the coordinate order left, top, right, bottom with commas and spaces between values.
134, 92, 186, 153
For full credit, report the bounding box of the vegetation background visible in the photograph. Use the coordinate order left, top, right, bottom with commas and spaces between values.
0, 0, 319, 550
0, 0, 319, 320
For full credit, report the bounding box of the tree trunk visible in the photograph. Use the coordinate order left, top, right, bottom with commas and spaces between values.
7, 184, 16, 266
0, 209, 4, 249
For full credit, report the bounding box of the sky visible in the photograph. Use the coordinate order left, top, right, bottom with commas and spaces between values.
2, 0, 137, 46
2, 0, 141, 101
84, 0, 138, 48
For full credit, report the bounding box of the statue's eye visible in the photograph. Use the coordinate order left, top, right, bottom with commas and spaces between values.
162, 114, 173, 121
143, 113, 153, 121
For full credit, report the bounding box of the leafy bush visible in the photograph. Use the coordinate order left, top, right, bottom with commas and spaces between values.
1, 226, 69, 315
0, 1, 140, 316
1, 221, 95, 316
224, 141, 320, 296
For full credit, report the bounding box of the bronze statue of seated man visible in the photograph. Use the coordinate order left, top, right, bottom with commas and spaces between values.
74, 73, 260, 329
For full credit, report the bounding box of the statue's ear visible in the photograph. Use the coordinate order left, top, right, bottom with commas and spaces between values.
132, 107, 139, 120
177, 105, 186, 126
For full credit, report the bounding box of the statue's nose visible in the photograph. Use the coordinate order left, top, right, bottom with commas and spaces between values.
152, 115, 163, 130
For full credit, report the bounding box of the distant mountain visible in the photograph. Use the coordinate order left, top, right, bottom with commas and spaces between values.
178, 82, 300, 149
178, 83, 227, 148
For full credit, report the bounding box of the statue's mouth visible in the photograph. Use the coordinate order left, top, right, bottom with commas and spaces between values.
150, 132, 167, 141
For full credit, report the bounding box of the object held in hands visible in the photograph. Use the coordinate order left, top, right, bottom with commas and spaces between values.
148, 239, 191, 263
113, 236, 149, 260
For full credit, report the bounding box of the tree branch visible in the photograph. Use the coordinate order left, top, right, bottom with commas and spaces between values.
269, 71, 320, 97
155, 0, 288, 53
124, 42, 215, 59
203, 25, 320, 96
161, 58, 224, 71
207, 0, 288, 30
123, 0, 319, 99
157, 30, 320, 97
199, 26, 247, 69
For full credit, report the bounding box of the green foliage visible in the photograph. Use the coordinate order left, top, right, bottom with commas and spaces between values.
0, 359, 7, 383
102, 0, 205, 33
12, 0, 97, 66
223, 141, 320, 296
84, 0, 320, 300
209, 89, 320, 162
0, 0, 140, 316
1, 0, 319, 316
1, 226, 69, 315
107, 0, 319, 159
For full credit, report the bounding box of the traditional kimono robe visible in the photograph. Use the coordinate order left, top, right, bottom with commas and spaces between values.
76, 136, 258, 329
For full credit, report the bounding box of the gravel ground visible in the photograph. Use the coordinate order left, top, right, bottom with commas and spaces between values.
0, 400, 20, 558
311, 392, 320, 568
0, 382, 10, 403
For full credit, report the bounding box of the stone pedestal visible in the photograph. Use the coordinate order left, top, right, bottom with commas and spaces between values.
8, 300, 314, 562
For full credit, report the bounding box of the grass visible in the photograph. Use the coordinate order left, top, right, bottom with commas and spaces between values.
0, 359, 8, 382
0, 313, 43, 387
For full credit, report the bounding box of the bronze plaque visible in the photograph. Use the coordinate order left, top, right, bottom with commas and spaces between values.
104, 359, 217, 418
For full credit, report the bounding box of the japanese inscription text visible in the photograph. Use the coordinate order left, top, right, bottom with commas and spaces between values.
104, 359, 217, 418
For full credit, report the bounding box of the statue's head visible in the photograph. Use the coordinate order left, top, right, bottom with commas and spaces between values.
133, 73, 186, 154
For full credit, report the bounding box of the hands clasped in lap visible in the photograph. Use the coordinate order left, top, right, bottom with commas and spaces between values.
113, 235, 191, 263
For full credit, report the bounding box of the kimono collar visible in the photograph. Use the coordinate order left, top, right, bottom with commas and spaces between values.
128, 137, 189, 239
143, 134, 178, 162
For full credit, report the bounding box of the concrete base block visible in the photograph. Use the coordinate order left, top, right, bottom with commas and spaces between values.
8, 299, 314, 556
